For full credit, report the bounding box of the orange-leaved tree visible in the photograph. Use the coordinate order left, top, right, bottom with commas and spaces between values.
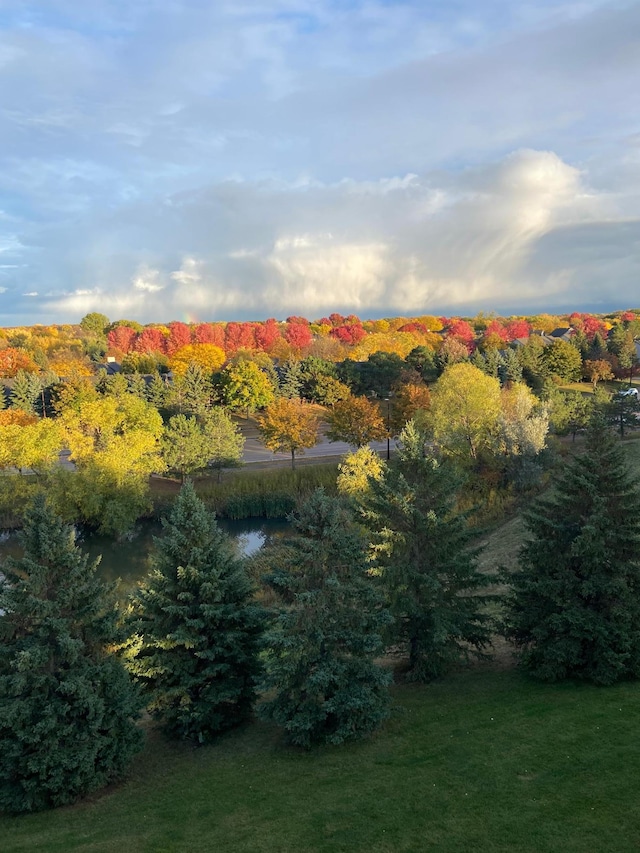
257, 398, 319, 469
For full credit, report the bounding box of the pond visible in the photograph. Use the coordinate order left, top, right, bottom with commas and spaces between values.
0, 517, 290, 593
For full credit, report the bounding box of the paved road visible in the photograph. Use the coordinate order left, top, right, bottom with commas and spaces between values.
50, 421, 395, 473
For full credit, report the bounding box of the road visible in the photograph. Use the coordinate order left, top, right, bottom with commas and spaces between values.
237, 417, 395, 465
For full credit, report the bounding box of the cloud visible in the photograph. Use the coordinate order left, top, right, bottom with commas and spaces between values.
0, 2, 639, 322
23, 149, 636, 323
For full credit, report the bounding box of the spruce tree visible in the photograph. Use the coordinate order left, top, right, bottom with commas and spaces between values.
10, 369, 41, 414
128, 481, 264, 742
0, 496, 142, 814
362, 421, 492, 681
504, 415, 640, 684
260, 490, 391, 747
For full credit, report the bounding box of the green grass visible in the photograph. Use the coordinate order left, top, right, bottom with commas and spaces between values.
4, 671, 640, 852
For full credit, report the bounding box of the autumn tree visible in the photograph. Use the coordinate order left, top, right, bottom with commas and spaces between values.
336, 446, 385, 499
52, 395, 164, 534
168, 344, 225, 376
428, 363, 502, 466
128, 481, 264, 742
504, 415, 640, 684
325, 395, 387, 448
260, 490, 391, 747
257, 397, 318, 469
390, 382, 431, 433
362, 421, 492, 681
0, 496, 142, 813
0, 348, 39, 378
583, 358, 614, 390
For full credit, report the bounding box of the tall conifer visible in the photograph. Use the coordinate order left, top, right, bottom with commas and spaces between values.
129, 481, 264, 742
0, 496, 142, 813
362, 421, 492, 681
504, 415, 640, 683
260, 490, 391, 747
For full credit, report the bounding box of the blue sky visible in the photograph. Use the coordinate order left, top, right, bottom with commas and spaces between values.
0, 0, 638, 324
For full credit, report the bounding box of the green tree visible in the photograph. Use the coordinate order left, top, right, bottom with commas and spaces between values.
161, 414, 209, 481
504, 416, 640, 684
542, 339, 582, 382
80, 312, 110, 337
146, 373, 169, 410
260, 490, 391, 747
428, 363, 502, 465
607, 390, 640, 437
499, 348, 524, 386
128, 482, 264, 742
202, 407, 245, 481
544, 386, 590, 440
220, 361, 275, 418
0, 496, 142, 813
10, 369, 42, 414
278, 360, 303, 399
362, 421, 492, 681
257, 397, 318, 469
325, 394, 387, 448
178, 362, 213, 416
405, 345, 438, 382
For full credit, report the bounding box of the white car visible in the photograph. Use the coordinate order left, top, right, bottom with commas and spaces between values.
618, 388, 639, 397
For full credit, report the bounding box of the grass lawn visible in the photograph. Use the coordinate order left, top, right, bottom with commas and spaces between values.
3, 670, 640, 853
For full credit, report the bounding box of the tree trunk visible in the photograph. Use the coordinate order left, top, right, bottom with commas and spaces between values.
291, 448, 296, 470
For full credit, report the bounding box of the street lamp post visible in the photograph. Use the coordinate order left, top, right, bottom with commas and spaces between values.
384, 396, 391, 460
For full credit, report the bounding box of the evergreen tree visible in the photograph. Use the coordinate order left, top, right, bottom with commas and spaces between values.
279, 359, 303, 399
499, 348, 524, 386
10, 369, 41, 414
362, 421, 492, 681
260, 490, 391, 747
146, 372, 169, 410
161, 414, 209, 481
180, 361, 212, 415
127, 373, 148, 399
128, 481, 264, 742
607, 391, 640, 437
0, 496, 142, 813
504, 416, 640, 684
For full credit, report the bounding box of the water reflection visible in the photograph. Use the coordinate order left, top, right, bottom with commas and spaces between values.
0, 517, 289, 593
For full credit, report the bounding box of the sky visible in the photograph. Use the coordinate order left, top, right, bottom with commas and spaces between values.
0, 0, 639, 325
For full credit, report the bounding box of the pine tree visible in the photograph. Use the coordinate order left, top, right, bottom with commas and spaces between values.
146, 372, 169, 409
260, 490, 391, 747
499, 348, 524, 386
0, 496, 142, 814
362, 421, 492, 681
128, 481, 264, 742
10, 369, 41, 414
181, 362, 212, 415
504, 415, 640, 684
279, 360, 303, 399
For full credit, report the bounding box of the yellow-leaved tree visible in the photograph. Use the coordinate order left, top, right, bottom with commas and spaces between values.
53, 395, 165, 535
169, 344, 226, 376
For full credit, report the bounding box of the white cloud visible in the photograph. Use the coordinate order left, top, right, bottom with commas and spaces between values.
27, 148, 637, 324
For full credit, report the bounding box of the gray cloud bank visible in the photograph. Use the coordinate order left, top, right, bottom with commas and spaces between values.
0, 1, 638, 323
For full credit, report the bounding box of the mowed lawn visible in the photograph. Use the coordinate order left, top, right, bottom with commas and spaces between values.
3, 670, 640, 853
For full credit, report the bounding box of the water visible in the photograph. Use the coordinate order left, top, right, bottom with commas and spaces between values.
0, 518, 290, 592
